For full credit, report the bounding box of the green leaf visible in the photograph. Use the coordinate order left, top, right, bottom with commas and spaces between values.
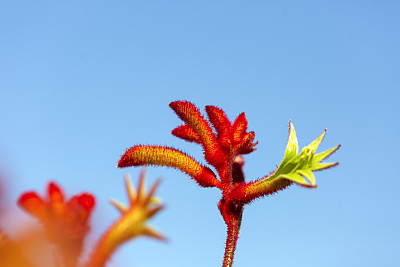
263, 122, 340, 187
283, 121, 299, 162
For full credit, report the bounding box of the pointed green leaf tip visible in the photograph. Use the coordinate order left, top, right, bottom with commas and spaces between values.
266, 121, 340, 187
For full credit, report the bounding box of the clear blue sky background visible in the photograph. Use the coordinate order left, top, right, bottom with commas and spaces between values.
0, 1, 399, 267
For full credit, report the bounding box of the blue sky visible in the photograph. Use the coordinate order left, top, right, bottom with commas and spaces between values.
0, 1, 399, 266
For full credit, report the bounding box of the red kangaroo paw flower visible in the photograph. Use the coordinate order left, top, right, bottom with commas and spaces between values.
169, 101, 226, 167
118, 145, 220, 188
205, 105, 233, 151
118, 101, 340, 267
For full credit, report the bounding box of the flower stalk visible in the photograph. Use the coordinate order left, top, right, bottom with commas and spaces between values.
223, 217, 241, 267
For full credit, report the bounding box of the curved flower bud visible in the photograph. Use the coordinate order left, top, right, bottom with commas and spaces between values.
118, 145, 220, 188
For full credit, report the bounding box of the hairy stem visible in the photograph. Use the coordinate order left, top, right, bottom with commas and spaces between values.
222, 216, 241, 267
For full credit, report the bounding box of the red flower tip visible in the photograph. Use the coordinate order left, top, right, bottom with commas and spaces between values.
18, 191, 39, 205
169, 101, 199, 122
18, 191, 46, 219
118, 150, 140, 168
48, 182, 64, 203
66, 193, 95, 225
75, 193, 95, 212
76, 194, 95, 224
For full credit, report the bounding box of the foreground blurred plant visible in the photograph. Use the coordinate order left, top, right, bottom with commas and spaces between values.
118, 100, 340, 267
85, 170, 165, 267
0, 170, 165, 267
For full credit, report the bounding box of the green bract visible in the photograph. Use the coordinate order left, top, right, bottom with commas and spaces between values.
263, 121, 340, 187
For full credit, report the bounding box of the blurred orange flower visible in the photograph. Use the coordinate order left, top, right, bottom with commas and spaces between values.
18, 182, 95, 266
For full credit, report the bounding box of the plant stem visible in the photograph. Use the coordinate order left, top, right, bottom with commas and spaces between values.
84, 209, 145, 267
222, 211, 242, 267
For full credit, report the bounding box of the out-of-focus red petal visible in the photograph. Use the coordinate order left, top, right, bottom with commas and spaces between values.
76, 193, 95, 214
47, 182, 65, 216
66, 193, 95, 225
17, 192, 47, 219
47, 182, 64, 203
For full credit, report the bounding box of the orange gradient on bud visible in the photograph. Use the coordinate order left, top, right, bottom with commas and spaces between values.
118, 145, 220, 188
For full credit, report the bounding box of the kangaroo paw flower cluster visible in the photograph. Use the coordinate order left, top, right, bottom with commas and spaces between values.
118, 100, 340, 267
